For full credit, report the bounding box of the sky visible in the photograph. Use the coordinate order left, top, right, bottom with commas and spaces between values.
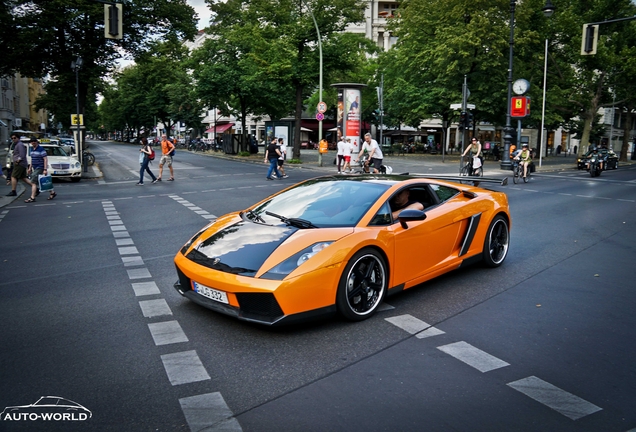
187, 0, 212, 30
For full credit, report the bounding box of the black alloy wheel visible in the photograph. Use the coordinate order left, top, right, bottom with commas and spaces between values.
336, 248, 387, 321
482, 215, 509, 267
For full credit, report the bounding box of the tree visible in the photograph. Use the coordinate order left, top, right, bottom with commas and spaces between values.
1, 0, 197, 130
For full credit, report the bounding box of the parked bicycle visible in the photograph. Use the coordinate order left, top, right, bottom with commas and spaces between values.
83, 150, 95, 166
460, 156, 483, 177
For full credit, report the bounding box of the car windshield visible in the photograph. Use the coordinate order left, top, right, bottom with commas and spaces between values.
44, 146, 69, 157
249, 178, 392, 228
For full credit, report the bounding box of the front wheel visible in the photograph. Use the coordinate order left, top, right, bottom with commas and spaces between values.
482, 215, 510, 267
336, 248, 387, 321
460, 165, 470, 177
83, 152, 95, 166
512, 166, 520, 184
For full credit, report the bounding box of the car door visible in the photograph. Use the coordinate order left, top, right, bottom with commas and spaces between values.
388, 184, 472, 287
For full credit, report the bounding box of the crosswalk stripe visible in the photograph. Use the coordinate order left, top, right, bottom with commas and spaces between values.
132, 281, 161, 297
437, 341, 509, 372
507, 376, 602, 420
148, 320, 188, 345
161, 350, 210, 386
179, 392, 243, 432
139, 299, 173, 318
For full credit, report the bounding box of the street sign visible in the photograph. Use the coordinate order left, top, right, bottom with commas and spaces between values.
316, 113, 325, 121
317, 102, 327, 113
450, 103, 476, 110
71, 114, 84, 126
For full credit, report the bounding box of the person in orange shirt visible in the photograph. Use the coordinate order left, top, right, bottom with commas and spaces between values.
157, 134, 175, 181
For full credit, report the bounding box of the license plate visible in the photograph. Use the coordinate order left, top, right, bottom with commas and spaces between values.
54, 170, 69, 175
192, 281, 228, 304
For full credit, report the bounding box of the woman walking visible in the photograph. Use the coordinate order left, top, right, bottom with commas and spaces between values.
138, 138, 157, 185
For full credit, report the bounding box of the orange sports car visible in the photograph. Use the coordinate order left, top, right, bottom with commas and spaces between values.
174, 175, 510, 326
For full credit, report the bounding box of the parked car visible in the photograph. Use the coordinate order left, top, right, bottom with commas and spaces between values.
5, 141, 82, 182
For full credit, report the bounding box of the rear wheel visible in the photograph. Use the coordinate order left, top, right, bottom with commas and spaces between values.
474, 166, 483, 177
512, 166, 520, 184
336, 248, 387, 321
460, 165, 470, 177
482, 215, 509, 267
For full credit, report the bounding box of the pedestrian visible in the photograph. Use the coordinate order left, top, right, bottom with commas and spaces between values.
157, 134, 175, 181
492, 144, 500, 161
342, 138, 353, 173
264, 138, 283, 180
28, 137, 56, 200
277, 138, 288, 178
336, 137, 346, 173
6, 135, 38, 201
356, 133, 384, 174
137, 138, 157, 185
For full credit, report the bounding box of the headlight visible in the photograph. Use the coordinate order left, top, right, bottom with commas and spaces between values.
262, 242, 334, 280
74, 162, 80, 168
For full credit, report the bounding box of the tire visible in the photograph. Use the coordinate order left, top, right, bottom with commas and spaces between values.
512, 167, 519, 184
523, 173, 529, 183
474, 166, 483, 177
336, 248, 387, 321
71, 177, 81, 182
460, 165, 470, 177
83, 152, 95, 166
482, 215, 510, 267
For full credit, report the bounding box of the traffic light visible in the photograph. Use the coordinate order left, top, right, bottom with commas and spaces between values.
459, 112, 467, 129
581, 24, 598, 55
104, 3, 123, 40
467, 112, 474, 128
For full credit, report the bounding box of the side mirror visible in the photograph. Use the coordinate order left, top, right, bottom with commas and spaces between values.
398, 209, 426, 229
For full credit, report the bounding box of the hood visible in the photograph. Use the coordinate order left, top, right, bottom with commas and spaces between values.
186, 221, 298, 277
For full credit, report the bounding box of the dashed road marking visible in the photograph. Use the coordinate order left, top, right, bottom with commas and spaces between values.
170, 195, 217, 220
179, 392, 243, 432
507, 376, 602, 420
148, 320, 188, 345
132, 281, 161, 297
437, 341, 509, 373
139, 299, 173, 318
127, 268, 152, 279
161, 350, 211, 385
385, 314, 446, 338
122, 256, 144, 267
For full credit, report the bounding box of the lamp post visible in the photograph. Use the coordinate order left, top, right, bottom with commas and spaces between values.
71, 57, 83, 169
539, 0, 555, 167
500, 0, 517, 170
305, 5, 323, 166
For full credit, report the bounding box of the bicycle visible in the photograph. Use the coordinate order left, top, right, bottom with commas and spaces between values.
512, 158, 532, 183
83, 150, 95, 166
460, 156, 483, 177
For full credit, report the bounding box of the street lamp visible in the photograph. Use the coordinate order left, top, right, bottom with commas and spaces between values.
539, 0, 556, 167
304, 4, 323, 166
500, 0, 517, 170
71, 56, 84, 169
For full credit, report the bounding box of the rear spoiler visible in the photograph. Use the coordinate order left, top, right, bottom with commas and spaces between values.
398, 173, 508, 187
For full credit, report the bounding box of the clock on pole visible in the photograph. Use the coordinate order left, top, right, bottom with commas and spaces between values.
512, 79, 530, 95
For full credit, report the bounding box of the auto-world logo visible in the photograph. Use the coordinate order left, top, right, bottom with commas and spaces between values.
1, 396, 92, 422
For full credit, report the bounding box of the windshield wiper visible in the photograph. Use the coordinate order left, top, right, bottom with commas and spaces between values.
243, 209, 265, 223
265, 211, 317, 229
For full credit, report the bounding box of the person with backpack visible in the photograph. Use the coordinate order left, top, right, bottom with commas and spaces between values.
156, 134, 176, 181
137, 137, 157, 185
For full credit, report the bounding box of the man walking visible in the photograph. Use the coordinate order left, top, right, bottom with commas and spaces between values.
28, 137, 56, 200
277, 138, 288, 178
157, 134, 175, 181
6, 135, 37, 202
264, 137, 283, 180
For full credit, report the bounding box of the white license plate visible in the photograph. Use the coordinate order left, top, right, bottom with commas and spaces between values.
192, 281, 229, 304
54, 170, 69, 175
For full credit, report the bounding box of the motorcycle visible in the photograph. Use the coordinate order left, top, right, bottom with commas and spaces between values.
587, 156, 602, 177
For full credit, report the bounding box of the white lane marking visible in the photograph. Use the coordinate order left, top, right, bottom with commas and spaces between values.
107, 215, 121, 220
109, 220, 124, 225
161, 350, 211, 385
194, 210, 210, 215
149, 321, 187, 345
121, 256, 144, 267
127, 268, 151, 279
110, 225, 127, 231
180, 392, 243, 432
617, 199, 635, 202
507, 376, 602, 420
139, 299, 173, 318
385, 314, 431, 334
116, 238, 134, 246
416, 327, 446, 339
112, 231, 130, 238
437, 341, 509, 372
132, 281, 161, 296
118, 246, 139, 255
170, 195, 218, 220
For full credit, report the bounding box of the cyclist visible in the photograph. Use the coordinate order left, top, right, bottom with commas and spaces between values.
514, 143, 532, 178
462, 137, 483, 175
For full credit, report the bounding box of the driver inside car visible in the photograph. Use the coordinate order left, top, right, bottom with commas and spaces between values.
390, 189, 424, 220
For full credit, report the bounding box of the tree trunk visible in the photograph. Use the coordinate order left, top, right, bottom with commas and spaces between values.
619, 109, 633, 162
292, 84, 303, 160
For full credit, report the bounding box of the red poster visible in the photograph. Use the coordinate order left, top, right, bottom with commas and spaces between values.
511, 96, 530, 118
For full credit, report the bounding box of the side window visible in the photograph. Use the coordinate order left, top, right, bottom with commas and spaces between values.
369, 201, 392, 226
430, 185, 459, 203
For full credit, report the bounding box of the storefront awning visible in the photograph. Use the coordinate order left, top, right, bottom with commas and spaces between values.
205, 123, 234, 133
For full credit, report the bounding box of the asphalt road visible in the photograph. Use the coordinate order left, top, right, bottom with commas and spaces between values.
0, 141, 634, 432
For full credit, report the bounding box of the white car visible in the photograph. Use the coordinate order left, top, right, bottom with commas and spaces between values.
41, 144, 82, 182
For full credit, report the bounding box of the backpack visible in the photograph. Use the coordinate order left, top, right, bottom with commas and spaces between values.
148, 147, 155, 161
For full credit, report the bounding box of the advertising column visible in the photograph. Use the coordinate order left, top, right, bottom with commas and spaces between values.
333, 83, 367, 155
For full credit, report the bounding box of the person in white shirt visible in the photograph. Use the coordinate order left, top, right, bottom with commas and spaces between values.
356, 133, 384, 173
336, 138, 346, 173
342, 138, 354, 173
277, 138, 288, 178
